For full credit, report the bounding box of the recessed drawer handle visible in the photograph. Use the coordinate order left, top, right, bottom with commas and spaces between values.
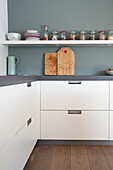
68, 81, 81, 84
27, 82, 31, 87
27, 117, 32, 126
68, 110, 82, 114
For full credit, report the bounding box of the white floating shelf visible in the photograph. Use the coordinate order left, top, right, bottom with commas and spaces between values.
2, 40, 113, 47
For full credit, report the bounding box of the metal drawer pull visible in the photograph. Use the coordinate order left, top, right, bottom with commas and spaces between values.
27, 82, 31, 87
68, 110, 82, 114
27, 117, 32, 126
68, 81, 81, 84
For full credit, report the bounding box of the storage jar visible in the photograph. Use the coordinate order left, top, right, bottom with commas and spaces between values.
51, 31, 58, 40
60, 31, 67, 40
79, 31, 87, 40
69, 31, 76, 40
99, 31, 106, 40
108, 31, 113, 40
89, 31, 96, 40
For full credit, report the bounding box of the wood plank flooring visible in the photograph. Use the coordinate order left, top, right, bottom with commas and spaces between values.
24, 145, 113, 170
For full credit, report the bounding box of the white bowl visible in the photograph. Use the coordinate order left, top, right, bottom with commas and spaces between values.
7, 33, 21, 41
105, 70, 113, 75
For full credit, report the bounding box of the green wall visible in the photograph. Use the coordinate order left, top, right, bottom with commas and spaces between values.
8, 0, 113, 75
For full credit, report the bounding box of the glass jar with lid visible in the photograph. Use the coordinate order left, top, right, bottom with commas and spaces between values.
99, 31, 106, 40
79, 31, 87, 40
108, 31, 113, 40
60, 31, 67, 40
51, 31, 58, 40
69, 31, 76, 40
89, 31, 96, 40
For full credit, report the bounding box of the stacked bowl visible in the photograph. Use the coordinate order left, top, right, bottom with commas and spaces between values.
25, 30, 40, 40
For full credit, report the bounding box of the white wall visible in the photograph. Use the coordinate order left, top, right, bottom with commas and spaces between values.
0, 0, 8, 75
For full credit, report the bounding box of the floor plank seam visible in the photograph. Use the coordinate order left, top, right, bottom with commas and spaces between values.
101, 145, 111, 170
85, 145, 92, 170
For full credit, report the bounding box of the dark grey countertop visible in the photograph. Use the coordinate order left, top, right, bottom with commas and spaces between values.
0, 75, 113, 87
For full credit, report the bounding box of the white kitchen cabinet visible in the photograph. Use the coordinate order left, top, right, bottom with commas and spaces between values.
0, 137, 15, 170
110, 81, 113, 110
15, 116, 37, 170
0, 85, 18, 150
41, 111, 108, 140
16, 81, 40, 138
41, 81, 109, 110
110, 111, 113, 140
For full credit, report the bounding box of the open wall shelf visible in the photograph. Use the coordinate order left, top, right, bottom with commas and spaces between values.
2, 40, 113, 47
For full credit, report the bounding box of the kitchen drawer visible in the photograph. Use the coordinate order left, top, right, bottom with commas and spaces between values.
110, 81, 113, 110
41, 81, 109, 110
0, 85, 18, 150
41, 111, 108, 140
15, 116, 37, 170
0, 137, 15, 170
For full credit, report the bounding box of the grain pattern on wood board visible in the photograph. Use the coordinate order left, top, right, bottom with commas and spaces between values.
86, 145, 110, 170
71, 145, 90, 170
102, 145, 113, 169
45, 53, 57, 75
25, 146, 55, 170
57, 47, 75, 75
51, 146, 71, 170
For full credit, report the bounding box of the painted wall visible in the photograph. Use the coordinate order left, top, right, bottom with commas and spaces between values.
8, 0, 113, 75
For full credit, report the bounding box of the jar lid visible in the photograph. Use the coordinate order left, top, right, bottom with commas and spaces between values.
89, 31, 96, 34
80, 31, 87, 34
99, 31, 105, 33
44, 25, 48, 27
52, 31, 58, 34
60, 31, 67, 33
70, 31, 76, 34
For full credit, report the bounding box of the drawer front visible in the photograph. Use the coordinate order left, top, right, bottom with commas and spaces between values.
110, 111, 113, 140
41, 111, 108, 140
0, 137, 15, 170
0, 85, 18, 150
110, 81, 113, 110
15, 116, 37, 170
41, 81, 109, 110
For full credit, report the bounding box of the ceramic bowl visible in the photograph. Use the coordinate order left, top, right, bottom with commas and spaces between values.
105, 70, 113, 75
7, 33, 21, 41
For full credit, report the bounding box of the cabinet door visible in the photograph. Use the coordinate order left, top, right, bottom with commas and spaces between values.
0, 85, 18, 150
41, 81, 109, 110
0, 137, 15, 170
16, 81, 40, 139
41, 111, 108, 140
15, 116, 37, 170
110, 111, 113, 140
110, 81, 113, 110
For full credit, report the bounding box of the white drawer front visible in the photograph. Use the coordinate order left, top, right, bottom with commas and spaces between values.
41, 81, 109, 110
15, 116, 37, 170
110, 111, 113, 140
110, 81, 113, 110
41, 111, 108, 140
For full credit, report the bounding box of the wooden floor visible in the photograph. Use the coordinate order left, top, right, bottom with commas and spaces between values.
24, 145, 113, 170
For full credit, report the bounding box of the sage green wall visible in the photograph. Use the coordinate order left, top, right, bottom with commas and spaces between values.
8, 0, 113, 75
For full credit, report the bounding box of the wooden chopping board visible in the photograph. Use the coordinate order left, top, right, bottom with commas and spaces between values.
57, 47, 75, 75
45, 53, 57, 75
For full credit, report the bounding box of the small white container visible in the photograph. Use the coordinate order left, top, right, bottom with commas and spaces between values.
7, 33, 21, 41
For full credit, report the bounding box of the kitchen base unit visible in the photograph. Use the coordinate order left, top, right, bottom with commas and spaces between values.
41, 111, 108, 140
0, 137, 15, 170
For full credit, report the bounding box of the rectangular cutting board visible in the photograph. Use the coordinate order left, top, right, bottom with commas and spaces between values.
57, 47, 75, 75
45, 53, 57, 75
